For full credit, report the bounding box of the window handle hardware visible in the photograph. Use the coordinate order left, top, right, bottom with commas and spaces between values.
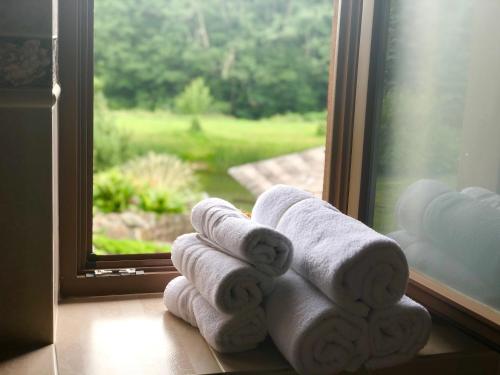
85, 268, 145, 277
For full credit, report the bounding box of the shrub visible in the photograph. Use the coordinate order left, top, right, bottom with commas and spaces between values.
93, 78, 131, 171
92, 234, 171, 255
174, 77, 213, 132
137, 189, 186, 214
122, 152, 200, 214
123, 152, 198, 193
93, 170, 135, 213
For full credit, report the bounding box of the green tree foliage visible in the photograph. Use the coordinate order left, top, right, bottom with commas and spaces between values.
93, 0, 333, 118
175, 78, 213, 115
93, 78, 131, 171
93, 170, 135, 213
175, 78, 213, 131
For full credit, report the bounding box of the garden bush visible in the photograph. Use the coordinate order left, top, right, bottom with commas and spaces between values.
93, 153, 200, 214
93, 170, 135, 213
124, 152, 200, 214
123, 152, 198, 193
137, 189, 186, 214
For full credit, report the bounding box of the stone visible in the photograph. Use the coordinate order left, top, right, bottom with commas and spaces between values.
93, 210, 193, 243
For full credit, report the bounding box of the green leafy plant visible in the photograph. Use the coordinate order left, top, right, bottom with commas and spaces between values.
137, 189, 186, 214
174, 78, 213, 132
93, 170, 135, 213
122, 152, 200, 213
94, 78, 131, 171
93, 0, 333, 116
92, 234, 171, 255
123, 152, 198, 193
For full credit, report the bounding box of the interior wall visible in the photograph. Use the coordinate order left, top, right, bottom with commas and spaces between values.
0, 0, 58, 348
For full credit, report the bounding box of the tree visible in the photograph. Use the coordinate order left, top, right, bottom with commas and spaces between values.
93, 78, 131, 171
93, 0, 333, 118
174, 78, 213, 132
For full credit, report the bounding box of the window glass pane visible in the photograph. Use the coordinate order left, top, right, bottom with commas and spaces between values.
372, 0, 500, 311
92, 1, 331, 255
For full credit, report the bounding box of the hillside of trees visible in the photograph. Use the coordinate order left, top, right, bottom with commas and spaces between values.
94, 0, 333, 118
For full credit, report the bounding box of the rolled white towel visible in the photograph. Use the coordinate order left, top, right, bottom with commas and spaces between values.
395, 179, 451, 235
462, 186, 500, 210
251, 184, 317, 228
265, 271, 369, 375
191, 197, 293, 276
388, 230, 484, 288
164, 276, 267, 353
171, 233, 274, 314
366, 295, 431, 369
388, 230, 498, 309
253, 185, 409, 316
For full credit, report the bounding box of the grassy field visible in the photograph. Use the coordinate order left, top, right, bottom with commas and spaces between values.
113, 110, 326, 209
93, 234, 171, 254
98, 109, 459, 256
110, 109, 440, 230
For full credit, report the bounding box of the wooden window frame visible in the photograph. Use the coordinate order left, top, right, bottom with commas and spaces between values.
323, 0, 499, 348
59, 0, 500, 349
58, 0, 179, 298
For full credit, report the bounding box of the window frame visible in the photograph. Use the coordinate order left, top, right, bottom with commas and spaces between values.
58, 0, 179, 297
323, 0, 499, 348
59, 0, 499, 348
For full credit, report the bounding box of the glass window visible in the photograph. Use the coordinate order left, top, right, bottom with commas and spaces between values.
91, 1, 331, 255
371, 0, 500, 311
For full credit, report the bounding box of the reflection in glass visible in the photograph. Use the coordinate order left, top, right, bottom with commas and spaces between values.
388, 180, 500, 309
372, 0, 500, 311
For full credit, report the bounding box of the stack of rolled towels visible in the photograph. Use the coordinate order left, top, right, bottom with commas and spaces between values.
163, 197, 294, 353
253, 185, 431, 374
164, 185, 432, 374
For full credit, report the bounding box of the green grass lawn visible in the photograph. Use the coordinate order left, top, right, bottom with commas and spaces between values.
113, 110, 325, 208
99, 109, 459, 255
93, 234, 171, 255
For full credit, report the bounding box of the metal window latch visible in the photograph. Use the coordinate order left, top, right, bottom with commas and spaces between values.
85, 268, 145, 277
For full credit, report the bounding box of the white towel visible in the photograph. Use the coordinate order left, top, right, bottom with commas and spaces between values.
253, 185, 409, 316
389, 230, 499, 309
164, 276, 268, 353
388, 230, 486, 289
251, 184, 317, 228
265, 271, 369, 375
395, 179, 451, 236
191, 197, 293, 276
171, 233, 274, 314
462, 186, 500, 210
396, 181, 500, 286
365, 295, 431, 369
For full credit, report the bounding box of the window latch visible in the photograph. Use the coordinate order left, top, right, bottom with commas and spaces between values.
85, 268, 145, 277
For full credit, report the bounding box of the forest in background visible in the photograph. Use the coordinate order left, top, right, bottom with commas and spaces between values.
94, 0, 333, 118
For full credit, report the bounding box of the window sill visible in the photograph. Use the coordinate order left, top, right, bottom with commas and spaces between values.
3, 295, 498, 375
55, 296, 500, 374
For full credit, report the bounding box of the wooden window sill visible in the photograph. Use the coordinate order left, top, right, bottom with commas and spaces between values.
2, 296, 498, 375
